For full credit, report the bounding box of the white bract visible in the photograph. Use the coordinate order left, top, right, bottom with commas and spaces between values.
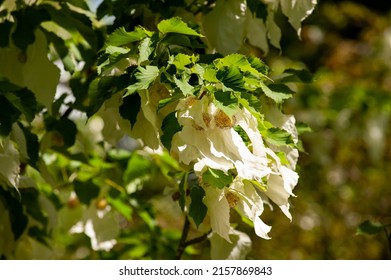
171, 95, 299, 240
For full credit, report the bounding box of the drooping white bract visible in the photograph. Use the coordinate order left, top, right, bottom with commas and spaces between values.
171, 95, 299, 240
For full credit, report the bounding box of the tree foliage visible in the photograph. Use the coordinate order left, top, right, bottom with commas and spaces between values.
0, 0, 316, 259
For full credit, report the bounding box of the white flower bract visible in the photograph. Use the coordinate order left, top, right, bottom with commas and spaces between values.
171, 95, 300, 240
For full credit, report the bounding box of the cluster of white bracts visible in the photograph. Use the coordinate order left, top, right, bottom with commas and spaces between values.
171, 95, 299, 241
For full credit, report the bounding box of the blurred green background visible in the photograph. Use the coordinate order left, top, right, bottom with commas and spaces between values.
242, 0, 391, 259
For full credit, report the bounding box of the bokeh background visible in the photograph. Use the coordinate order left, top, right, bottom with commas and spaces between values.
243, 0, 391, 259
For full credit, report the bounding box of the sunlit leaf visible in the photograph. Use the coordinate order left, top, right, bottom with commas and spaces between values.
0, 30, 60, 114
126, 66, 160, 96
202, 168, 233, 189
216, 66, 245, 91
263, 127, 295, 147
0, 138, 20, 189
202, 0, 249, 54
260, 83, 294, 103
157, 17, 203, 37
280, 0, 317, 36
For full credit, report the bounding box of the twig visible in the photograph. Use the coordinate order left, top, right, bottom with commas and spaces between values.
176, 215, 190, 259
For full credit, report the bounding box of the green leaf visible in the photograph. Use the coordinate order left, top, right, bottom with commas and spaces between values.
280, 68, 313, 83
172, 53, 198, 70
157, 17, 203, 37
248, 56, 269, 75
45, 116, 77, 148
11, 6, 50, 51
280, 0, 317, 36
0, 187, 28, 239
74, 180, 100, 205
43, 3, 97, 50
174, 76, 194, 95
107, 197, 133, 220
126, 66, 160, 96
11, 123, 39, 168
20, 126, 39, 168
66, 0, 90, 10
0, 138, 20, 189
87, 76, 117, 117
0, 96, 20, 136
160, 111, 182, 151
0, 21, 13, 47
216, 66, 245, 91
202, 0, 249, 54
189, 185, 207, 228
260, 83, 294, 103
138, 37, 153, 64
106, 26, 148, 47
178, 172, 187, 211
202, 168, 233, 189
123, 153, 152, 183
119, 93, 141, 129
296, 122, 312, 135
263, 127, 295, 147
356, 220, 385, 236
0, 29, 60, 114
2, 89, 38, 122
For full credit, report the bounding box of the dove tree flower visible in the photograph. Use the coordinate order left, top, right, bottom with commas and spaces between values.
171, 93, 299, 241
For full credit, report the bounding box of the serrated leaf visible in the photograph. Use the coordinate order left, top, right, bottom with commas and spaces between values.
119, 93, 141, 129
264, 127, 295, 147
138, 37, 153, 64
2, 89, 38, 122
280, 0, 317, 36
202, 168, 233, 189
160, 111, 182, 151
157, 17, 203, 37
356, 220, 385, 236
260, 83, 294, 103
174, 76, 194, 96
189, 185, 207, 227
248, 56, 269, 75
126, 66, 159, 96
214, 91, 239, 116
0, 138, 20, 189
11, 6, 50, 51
216, 66, 245, 91
172, 53, 198, 70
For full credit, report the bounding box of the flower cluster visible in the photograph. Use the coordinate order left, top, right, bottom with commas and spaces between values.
171, 95, 299, 241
